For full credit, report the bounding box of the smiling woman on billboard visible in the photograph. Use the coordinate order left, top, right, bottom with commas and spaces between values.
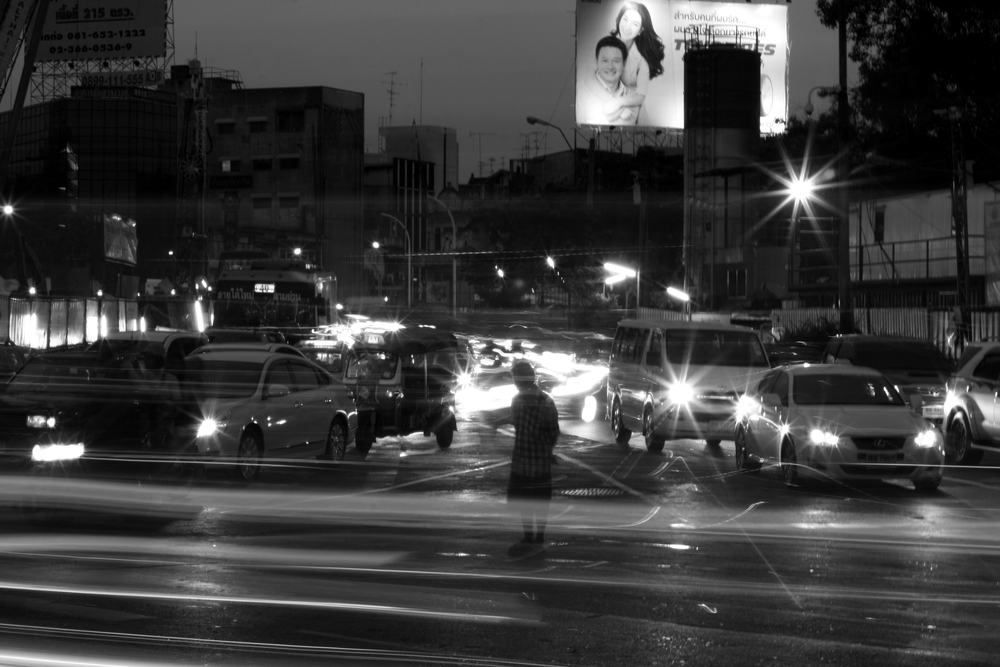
604, 2, 667, 125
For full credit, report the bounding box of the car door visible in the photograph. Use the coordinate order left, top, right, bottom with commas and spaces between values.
260, 359, 301, 453
640, 327, 665, 410
967, 352, 1000, 438
622, 328, 650, 425
286, 360, 333, 456
755, 369, 789, 462
743, 370, 779, 458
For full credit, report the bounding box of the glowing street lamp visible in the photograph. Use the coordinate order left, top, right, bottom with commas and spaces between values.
2, 204, 13, 216
604, 262, 639, 315
667, 286, 692, 321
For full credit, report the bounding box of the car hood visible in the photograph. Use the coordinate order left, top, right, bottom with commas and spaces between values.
792, 405, 929, 436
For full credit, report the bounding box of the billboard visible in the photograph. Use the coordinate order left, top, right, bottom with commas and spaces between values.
575, 0, 788, 134
103, 214, 137, 266
37, 1, 165, 62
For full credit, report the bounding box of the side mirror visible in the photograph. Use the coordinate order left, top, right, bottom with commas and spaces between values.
908, 393, 923, 412
265, 383, 290, 399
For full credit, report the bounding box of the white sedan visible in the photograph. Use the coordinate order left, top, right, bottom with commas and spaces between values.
734, 364, 944, 491
186, 350, 357, 483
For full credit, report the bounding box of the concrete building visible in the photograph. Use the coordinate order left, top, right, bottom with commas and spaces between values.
0, 87, 177, 297
169, 67, 366, 299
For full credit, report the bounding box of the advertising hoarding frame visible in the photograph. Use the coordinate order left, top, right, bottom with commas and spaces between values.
575, 0, 788, 135
37, 0, 166, 63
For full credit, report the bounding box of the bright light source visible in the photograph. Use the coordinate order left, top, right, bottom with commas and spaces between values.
605, 274, 626, 285
546, 256, 555, 268
293, 247, 302, 256
789, 176, 815, 204
604, 262, 636, 277
28, 286, 36, 296
497, 269, 505, 278
667, 286, 690, 302
372, 241, 380, 249
168, 250, 174, 256
2, 204, 12, 215
96, 289, 103, 297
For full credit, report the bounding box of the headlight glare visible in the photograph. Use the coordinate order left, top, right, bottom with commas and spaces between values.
915, 429, 940, 448
32, 443, 84, 462
197, 412, 231, 438
809, 428, 840, 446
27, 415, 56, 429
668, 382, 695, 406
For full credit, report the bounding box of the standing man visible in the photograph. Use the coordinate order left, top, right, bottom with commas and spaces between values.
507, 360, 560, 557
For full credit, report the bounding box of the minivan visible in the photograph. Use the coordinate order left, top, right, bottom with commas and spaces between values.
606, 319, 771, 451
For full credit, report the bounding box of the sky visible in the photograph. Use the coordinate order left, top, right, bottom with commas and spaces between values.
9, 1, 853, 183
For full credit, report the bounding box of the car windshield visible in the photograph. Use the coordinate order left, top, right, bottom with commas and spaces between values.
793, 373, 906, 406
6, 357, 134, 394
666, 330, 769, 367
185, 359, 263, 399
345, 351, 399, 380
855, 341, 953, 372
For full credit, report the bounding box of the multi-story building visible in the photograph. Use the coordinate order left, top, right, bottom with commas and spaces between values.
168, 66, 366, 299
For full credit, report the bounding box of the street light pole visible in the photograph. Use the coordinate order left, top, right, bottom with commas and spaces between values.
427, 195, 457, 318
526, 116, 576, 189
381, 213, 411, 308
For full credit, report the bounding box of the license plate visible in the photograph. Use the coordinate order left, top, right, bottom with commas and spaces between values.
866, 453, 898, 463
922, 405, 943, 419
708, 419, 735, 433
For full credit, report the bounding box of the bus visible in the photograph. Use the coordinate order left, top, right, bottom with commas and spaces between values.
210, 259, 338, 336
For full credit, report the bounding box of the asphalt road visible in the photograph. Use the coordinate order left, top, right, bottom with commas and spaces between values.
0, 409, 998, 666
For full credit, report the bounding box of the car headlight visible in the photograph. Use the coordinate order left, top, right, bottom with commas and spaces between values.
809, 428, 840, 446
915, 429, 941, 448
27, 415, 56, 429
197, 412, 232, 438
32, 443, 84, 462
668, 382, 695, 406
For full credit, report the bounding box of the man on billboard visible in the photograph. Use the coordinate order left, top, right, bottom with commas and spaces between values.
577, 36, 635, 125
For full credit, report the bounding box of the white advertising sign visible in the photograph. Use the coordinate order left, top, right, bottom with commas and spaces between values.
576, 0, 788, 134
37, 1, 165, 62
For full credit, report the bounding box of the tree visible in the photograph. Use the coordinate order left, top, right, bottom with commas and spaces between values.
816, 0, 1000, 177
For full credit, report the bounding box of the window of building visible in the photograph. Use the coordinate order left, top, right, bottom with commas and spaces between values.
252, 158, 272, 171
221, 158, 241, 173
874, 206, 885, 243
215, 119, 235, 135
275, 110, 304, 132
248, 117, 267, 133
278, 156, 300, 170
727, 269, 747, 298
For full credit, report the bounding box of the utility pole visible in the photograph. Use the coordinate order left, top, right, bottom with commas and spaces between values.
836, 0, 852, 333
934, 103, 970, 345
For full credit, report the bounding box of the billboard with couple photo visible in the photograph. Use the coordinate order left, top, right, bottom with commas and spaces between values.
576, 0, 788, 134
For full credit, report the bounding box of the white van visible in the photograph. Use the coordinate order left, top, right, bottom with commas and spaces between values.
606, 319, 771, 451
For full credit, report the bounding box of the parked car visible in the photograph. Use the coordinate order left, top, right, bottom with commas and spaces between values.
821, 335, 953, 425
607, 319, 771, 451
735, 364, 944, 490
0, 338, 32, 383
1, 348, 202, 518
205, 327, 287, 344
942, 341, 1000, 465
186, 349, 357, 483
90, 330, 208, 361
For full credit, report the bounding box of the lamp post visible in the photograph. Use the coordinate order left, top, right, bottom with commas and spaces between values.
427, 194, 457, 318
604, 262, 638, 317
667, 286, 692, 321
381, 213, 411, 307
526, 116, 576, 189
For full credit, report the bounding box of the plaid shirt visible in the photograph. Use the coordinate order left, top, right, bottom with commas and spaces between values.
510, 385, 560, 477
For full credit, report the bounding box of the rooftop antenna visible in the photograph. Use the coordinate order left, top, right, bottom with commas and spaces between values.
419, 59, 423, 125
382, 71, 406, 127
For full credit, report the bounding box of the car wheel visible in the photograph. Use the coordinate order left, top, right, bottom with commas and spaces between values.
643, 408, 664, 453
611, 398, 632, 444
781, 438, 799, 486
233, 431, 262, 484
435, 419, 455, 449
946, 414, 984, 466
734, 427, 759, 472
325, 419, 347, 461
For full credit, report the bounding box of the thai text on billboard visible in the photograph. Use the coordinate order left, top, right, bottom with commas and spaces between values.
38, 1, 165, 62
575, 0, 788, 134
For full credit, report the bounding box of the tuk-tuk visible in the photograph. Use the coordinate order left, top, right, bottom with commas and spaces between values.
342, 326, 462, 452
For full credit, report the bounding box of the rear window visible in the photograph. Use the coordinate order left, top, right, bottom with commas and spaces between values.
186, 359, 264, 399
793, 373, 905, 406
855, 341, 953, 372
665, 330, 769, 367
